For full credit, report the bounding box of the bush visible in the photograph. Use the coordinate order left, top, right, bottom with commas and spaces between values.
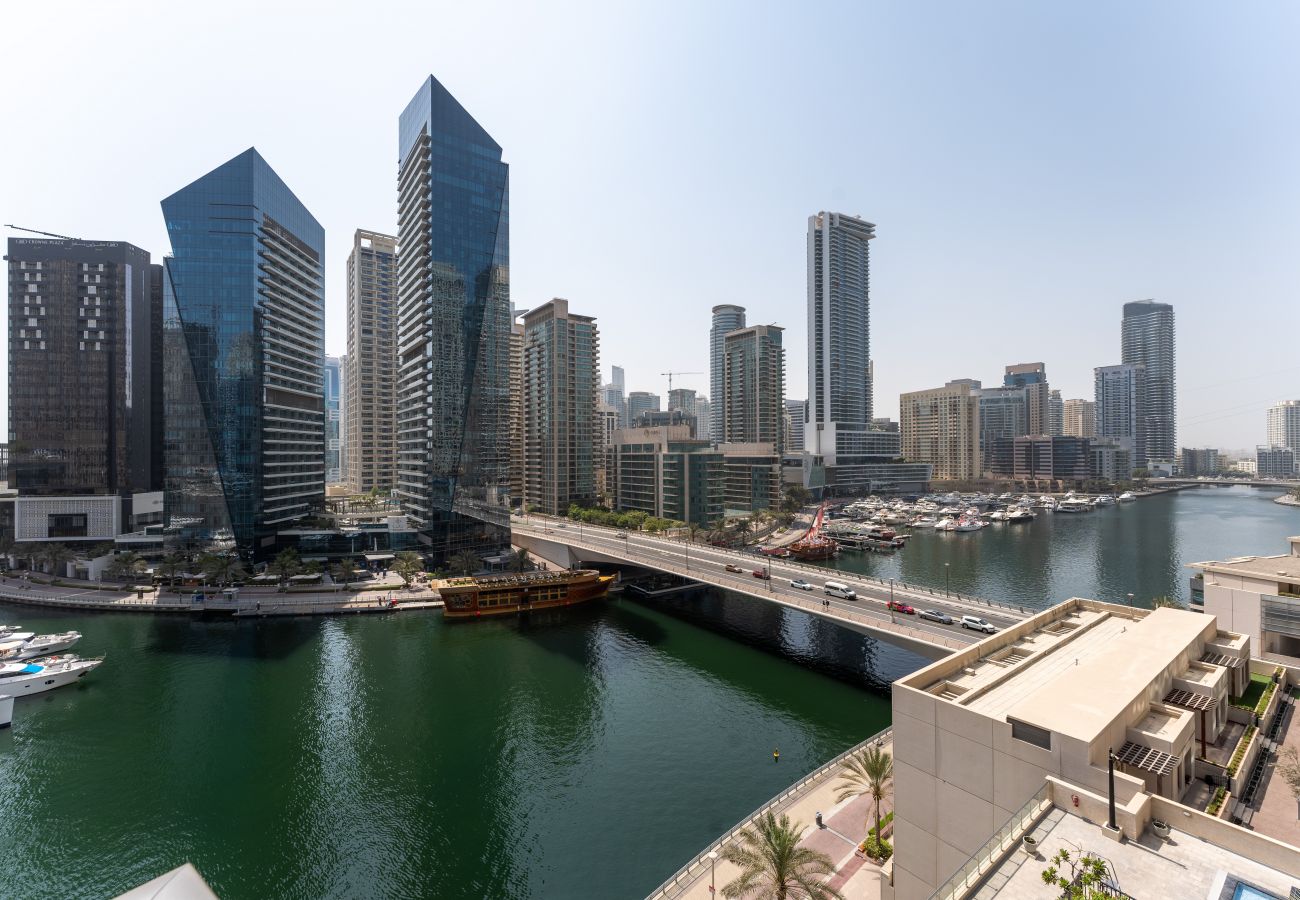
858, 834, 892, 860
1206, 786, 1227, 816
1227, 726, 1257, 777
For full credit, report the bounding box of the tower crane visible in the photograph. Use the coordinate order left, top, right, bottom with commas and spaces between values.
661, 371, 703, 392
5, 224, 79, 240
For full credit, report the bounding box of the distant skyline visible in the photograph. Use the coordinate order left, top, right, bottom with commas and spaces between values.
4, 0, 1298, 449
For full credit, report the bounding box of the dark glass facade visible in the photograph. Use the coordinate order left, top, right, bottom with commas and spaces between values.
396, 76, 511, 565
6, 238, 162, 497
161, 148, 326, 557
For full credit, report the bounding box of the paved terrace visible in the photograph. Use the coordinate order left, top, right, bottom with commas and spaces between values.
513, 517, 1029, 658
644, 730, 893, 900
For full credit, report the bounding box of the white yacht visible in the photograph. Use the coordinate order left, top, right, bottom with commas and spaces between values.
1117, 491, 1136, 502
1093, 495, 1115, 506
1005, 507, 1036, 523
953, 519, 985, 532
934, 517, 959, 532
1057, 497, 1093, 513
987, 509, 1007, 522
0, 654, 103, 697
0, 630, 81, 661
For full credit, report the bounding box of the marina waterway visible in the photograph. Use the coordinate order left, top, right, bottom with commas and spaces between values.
0, 486, 1295, 899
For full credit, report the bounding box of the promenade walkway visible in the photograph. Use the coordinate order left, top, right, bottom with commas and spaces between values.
646, 731, 893, 900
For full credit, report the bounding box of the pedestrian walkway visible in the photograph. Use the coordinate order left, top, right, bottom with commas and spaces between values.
649, 734, 893, 900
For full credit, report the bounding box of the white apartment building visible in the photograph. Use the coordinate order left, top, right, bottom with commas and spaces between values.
1193, 537, 1300, 662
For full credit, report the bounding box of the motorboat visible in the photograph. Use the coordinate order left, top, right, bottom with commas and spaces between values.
911, 516, 939, 529
1094, 495, 1116, 506
1117, 492, 1136, 502
0, 654, 103, 697
953, 517, 985, 532
1005, 508, 1035, 523
934, 517, 959, 532
0, 630, 81, 661
987, 510, 1007, 522
1057, 497, 1093, 513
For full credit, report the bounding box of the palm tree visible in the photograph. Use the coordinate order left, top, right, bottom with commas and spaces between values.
394, 550, 423, 585
508, 547, 531, 573
200, 553, 245, 587
36, 543, 73, 577
720, 811, 842, 900
158, 553, 186, 591
687, 522, 702, 545
333, 557, 359, 589
268, 548, 302, 586
1150, 595, 1185, 610
105, 552, 145, 583
449, 549, 482, 577
835, 745, 894, 843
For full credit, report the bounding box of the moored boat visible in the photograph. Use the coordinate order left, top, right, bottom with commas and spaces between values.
0, 654, 103, 697
0, 630, 81, 661
438, 569, 615, 619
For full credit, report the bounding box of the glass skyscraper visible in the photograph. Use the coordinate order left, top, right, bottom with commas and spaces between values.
1121, 300, 1176, 464
396, 75, 511, 566
161, 148, 326, 556
709, 304, 746, 444
324, 356, 343, 483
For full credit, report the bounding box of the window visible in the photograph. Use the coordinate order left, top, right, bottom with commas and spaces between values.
1010, 718, 1051, 750
48, 513, 88, 538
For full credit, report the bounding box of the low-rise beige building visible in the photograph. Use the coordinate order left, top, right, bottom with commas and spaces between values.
889, 599, 1251, 899
1192, 536, 1300, 662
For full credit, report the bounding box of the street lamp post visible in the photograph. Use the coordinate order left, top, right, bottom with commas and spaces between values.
1127, 592, 1134, 607
1107, 748, 1118, 831
945, 563, 951, 597
890, 578, 894, 605
708, 850, 719, 895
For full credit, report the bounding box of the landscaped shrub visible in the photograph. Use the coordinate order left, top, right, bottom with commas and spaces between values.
1226, 726, 1256, 777
1206, 786, 1227, 816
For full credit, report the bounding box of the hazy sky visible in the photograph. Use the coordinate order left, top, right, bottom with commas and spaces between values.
4, 0, 1298, 450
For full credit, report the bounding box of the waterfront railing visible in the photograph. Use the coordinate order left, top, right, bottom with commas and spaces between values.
642, 726, 893, 900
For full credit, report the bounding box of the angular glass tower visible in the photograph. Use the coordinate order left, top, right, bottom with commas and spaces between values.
396, 76, 511, 565
161, 148, 326, 556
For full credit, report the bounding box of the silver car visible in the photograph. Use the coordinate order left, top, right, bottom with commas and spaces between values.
789, 578, 814, 591
918, 609, 953, 625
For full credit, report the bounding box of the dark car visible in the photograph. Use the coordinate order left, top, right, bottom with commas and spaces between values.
724, 564, 744, 574
918, 609, 954, 625
887, 600, 915, 615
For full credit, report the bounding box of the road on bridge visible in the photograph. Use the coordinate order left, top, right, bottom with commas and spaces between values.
513, 517, 1029, 652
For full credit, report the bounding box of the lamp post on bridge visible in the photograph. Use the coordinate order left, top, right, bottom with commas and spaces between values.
945, 563, 951, 597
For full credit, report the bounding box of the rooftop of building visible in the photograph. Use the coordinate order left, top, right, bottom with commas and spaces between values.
962, 803, 1296, 900
1192, 538, 1300, 580
898, 599, 1243, 742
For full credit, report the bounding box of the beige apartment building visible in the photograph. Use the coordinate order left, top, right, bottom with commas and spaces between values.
1193, 536, 1300, 662
344, 229, 398, 493
1062, 398, 1097, 437
900, 381, 981, 482
890, 599, 1252, 899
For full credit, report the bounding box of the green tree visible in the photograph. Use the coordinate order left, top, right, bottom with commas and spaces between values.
394, 550, 423, 586
687, 522, 702, 544
200, 553, 245, 587
36, 542, 74, 577
1041, 848, 1118, 898
719, 811, 843, 900
1150, 595, 1185, 610
157, 553, 186, 591
333, 557, 359, 588
268, 548, 303, 586
449, 550, 482, 577
835, 745, 894, 842
105, 552, 146, 583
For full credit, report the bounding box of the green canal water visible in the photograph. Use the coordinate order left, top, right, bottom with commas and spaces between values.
0, 486, 1296, 899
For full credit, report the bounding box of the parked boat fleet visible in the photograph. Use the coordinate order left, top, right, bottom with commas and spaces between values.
0, 624, 102, 698
828, 491, 1135, 538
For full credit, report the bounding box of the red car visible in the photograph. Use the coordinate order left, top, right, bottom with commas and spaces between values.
887, 600, 915, 615
752, 569, 771, 580
724, 564, 744, 574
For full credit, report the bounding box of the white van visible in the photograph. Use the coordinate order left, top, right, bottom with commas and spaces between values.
823, 581, 857, 600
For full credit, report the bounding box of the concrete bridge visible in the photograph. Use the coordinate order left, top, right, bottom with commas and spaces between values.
512, 517, 1030, 659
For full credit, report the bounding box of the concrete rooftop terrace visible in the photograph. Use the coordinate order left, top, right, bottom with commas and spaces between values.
1192, 535, 1300, 580
902, 600, 1228, 742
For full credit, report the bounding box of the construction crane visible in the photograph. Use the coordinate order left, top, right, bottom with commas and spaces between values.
661, 370, 703, 392
5, 224, 78, 240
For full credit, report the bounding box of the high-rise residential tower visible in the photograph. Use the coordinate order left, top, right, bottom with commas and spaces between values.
784, 400, 807, 458
161, 148, 325, 555
1062, 399, 1097, 438
1003, 362, 1051, 435
1121, 300, 1175, 463
722, 325, 785, 454
805, 212, 874, 458
667, 388, 697, 417
509, 318, 525, 504
395, 75, 511, 565
975, 385, 1027, 473
1095, 363, 1146, 470
1267, 400, 1300, 453
627, 391, 660, 423
1048, 389, 1064, 436
522, 299, 600, 515
900, 381, 981, 483
696, 396, 712, 443
709, 304, 746, 444
7, 237, 163, 543
344, 229, 397, 493
324, 356, 343, 483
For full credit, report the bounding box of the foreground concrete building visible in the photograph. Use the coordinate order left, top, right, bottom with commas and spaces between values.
890, 600, 1251, 898
1193, 536, 1300, 662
